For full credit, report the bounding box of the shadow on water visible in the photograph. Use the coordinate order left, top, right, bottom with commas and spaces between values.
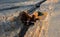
18, 12, 38, 37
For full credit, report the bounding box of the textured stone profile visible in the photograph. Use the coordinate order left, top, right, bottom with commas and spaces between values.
23, 11, 49, 37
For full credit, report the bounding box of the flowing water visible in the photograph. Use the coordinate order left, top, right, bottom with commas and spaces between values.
0, 0, 60, 37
